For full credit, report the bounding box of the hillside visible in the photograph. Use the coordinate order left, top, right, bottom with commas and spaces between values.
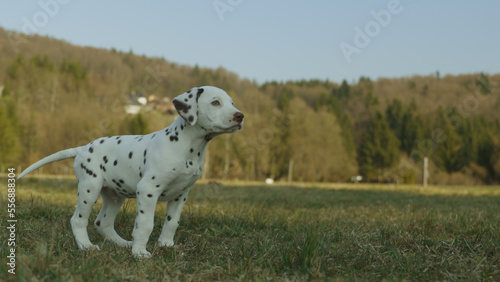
1, 27, 499, 184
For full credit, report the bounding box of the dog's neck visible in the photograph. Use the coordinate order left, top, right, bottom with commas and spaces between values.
165, 117, 215, 156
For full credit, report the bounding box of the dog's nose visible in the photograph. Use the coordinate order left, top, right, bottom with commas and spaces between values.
233, 112, 244, 123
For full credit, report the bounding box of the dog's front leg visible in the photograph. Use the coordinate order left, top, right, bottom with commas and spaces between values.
158, 189, 190, 247
131, 182, 160, 258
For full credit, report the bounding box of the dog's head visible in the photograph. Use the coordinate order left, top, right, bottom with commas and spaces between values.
173, 86, 244, 134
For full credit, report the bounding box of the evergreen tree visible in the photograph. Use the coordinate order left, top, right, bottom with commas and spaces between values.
269, 90, 294, 179
358, 111, 400, 181
434, 107, 462, 173
127, 113, 150, 135
386, 99, 423, 155
0, 86, 22, 165
332, 79, 350, 99
386, 99, 404, 134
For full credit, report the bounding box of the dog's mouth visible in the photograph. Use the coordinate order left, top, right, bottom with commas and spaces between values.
215, 123, 243, 132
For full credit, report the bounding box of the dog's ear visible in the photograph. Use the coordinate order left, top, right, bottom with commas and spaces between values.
172, 87, 204, 126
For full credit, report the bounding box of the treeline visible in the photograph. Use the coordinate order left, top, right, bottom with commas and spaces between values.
1, 27, 499, 184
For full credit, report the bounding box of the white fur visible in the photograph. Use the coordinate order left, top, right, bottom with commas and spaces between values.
18, 86, 244, 258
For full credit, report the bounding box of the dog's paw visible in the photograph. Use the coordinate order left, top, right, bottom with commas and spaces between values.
132, 244, 152, 258
78, 243, 101, 251
116, 240, 133, 248
157, 239, 174, 248
132, 250, 152, 259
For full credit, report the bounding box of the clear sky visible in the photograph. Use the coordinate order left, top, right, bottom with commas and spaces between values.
0, 0, 499, 84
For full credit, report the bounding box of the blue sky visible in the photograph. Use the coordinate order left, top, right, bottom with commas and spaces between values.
0, 1, 499, 84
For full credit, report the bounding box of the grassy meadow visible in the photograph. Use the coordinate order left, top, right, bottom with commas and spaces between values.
1, 176, 500, 281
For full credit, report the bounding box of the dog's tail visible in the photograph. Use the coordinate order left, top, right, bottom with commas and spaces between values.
17, 147, 83, 179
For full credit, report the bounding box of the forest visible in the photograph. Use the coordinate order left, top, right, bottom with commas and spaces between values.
1, 27, 499, 184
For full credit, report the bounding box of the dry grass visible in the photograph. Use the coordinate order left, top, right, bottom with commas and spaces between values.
1, 176, 500, 281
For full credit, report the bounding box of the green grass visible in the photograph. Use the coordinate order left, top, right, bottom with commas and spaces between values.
1, 177, 500, 281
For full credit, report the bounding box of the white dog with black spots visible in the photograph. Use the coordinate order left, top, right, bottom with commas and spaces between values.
18, 86, 244, 258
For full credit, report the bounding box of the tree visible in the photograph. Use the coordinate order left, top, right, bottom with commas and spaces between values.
126, 113, 150, 135
433, 107, 463, 173
332, 80, 350, 99
0, 86, 21, 165
386, 99, 423, 155
358, 111, 400, 181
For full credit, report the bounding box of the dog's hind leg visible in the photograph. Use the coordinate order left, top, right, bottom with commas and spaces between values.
71, 179, 102, 251
94, 189, 132, 247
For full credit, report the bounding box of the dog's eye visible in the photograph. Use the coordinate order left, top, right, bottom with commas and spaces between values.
211, 101, 220, 106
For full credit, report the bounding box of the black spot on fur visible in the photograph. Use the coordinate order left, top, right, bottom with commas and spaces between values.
129, 152, 133, 158
79, 213, 82, 218
167, 215, 172, 221
196, 88, 204, 101
139, 172, 143, 178
89, 147, 94, 153
156, 185, 160, 188
83, 201, 87, 204
140, 210, 144, 214
189, 161, 193, 166
170, 135, 178, 142
118, 140, 122, 144
114, 160, 118, 166
147, 194, 152, 198
188, 115, 194, 123
198, 152, 201, 157
144, 150, 147, 156
119, 179, 124, 184
190, 148, 193, 153
87, 158, 91, 163
152, 134, 156, 139
183, 198, 186, 202
173, 99, 190, 114
96, 220, 101, 226
100, 139, 104, 144
103, 156, 108, 163
152, 176, 155, 180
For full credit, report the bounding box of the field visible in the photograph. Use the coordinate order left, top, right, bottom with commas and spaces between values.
1, 177, 500, 281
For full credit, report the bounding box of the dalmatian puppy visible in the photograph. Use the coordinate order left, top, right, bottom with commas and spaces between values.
17, 86, 244, 258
